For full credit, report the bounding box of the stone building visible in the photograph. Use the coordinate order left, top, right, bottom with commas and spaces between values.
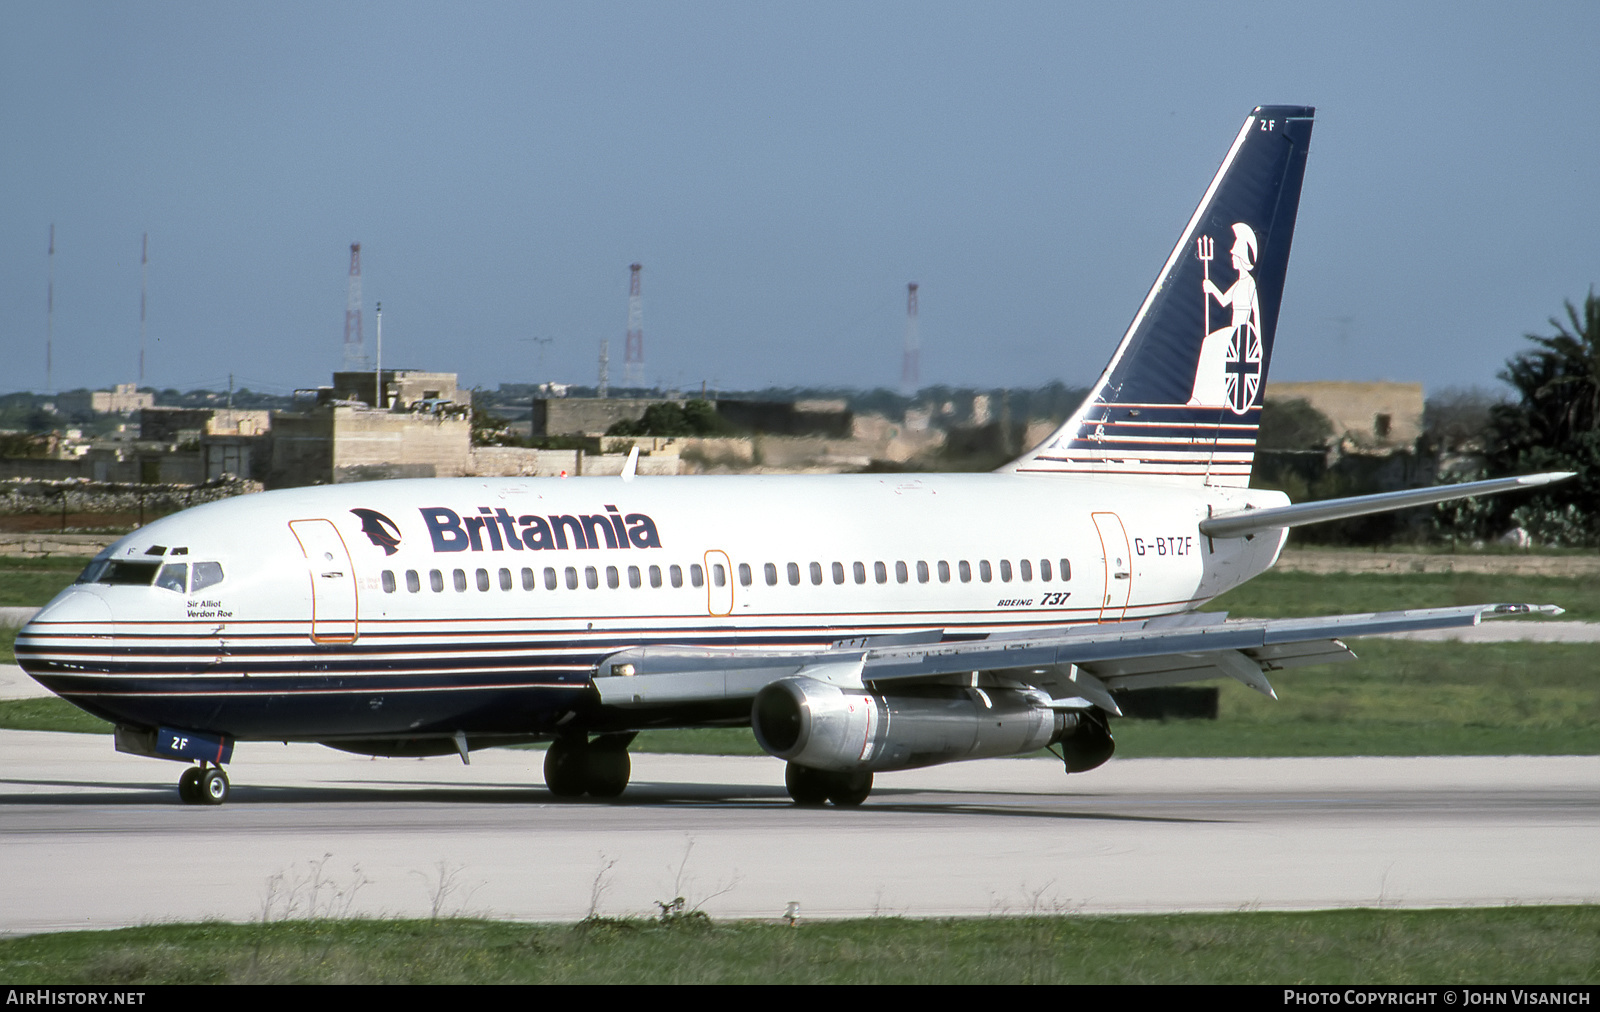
1265, 381, 1424, 451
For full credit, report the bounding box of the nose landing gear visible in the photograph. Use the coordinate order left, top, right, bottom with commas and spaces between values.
177, 764, 230, 805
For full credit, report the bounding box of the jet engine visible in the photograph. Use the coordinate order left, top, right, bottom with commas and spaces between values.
751, 676, 1113, 773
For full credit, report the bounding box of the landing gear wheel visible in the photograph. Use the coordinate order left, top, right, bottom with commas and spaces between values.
825, 770, 873, 807
178, 766, 203, 805
586, 749, 631, 799
198, 767, 229, 805
544, 739, 589, 798
785, 763, 831, 805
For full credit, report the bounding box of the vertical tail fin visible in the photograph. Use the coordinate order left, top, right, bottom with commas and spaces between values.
1006, 105, 1314, 485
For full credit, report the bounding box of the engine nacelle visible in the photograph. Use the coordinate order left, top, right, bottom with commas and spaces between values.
752, 676, 1085, 773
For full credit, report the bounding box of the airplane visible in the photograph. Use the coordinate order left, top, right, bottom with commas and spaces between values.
16, 105, 1570, 807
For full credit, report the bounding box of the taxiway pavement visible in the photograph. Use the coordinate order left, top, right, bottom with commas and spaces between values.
1, 731, 1595, 935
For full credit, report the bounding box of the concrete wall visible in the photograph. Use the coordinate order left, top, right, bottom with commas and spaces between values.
533, 398, 684, 436
330, 407, 471, 483
468, 446, 680, 477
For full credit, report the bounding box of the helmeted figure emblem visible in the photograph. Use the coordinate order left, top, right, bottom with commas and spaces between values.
1187, 222, 1262, 415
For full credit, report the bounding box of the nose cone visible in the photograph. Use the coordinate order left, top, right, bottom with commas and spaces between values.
15, 589, 114, 677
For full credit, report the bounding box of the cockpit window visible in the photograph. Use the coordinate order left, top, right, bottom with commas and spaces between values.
156, 563, 188, 593
192, 561, 225, 591
76, 559, 110, 584
98, 561, 162, 586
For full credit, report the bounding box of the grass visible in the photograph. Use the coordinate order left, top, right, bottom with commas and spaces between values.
0, 555, 82, 607
1207, 569, 1600, 621
4, 637, 1595, 754
0, 907, 1595, 984
3, 569, 1594, 756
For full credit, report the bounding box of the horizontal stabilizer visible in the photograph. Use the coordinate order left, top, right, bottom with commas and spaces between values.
1198, 472, 1574, 539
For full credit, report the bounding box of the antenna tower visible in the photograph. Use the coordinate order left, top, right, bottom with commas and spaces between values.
45, 224, 54, 394
623, 263, 644, 388
598, 338, 610, 399
901, 282, 920, 396
139, 233, 148, 385
343, 242, 365, 371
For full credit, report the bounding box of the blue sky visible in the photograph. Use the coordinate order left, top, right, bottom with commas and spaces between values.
3, 2, 1597, 399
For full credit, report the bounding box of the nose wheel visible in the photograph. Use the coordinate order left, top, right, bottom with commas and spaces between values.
177, 764, 230, 805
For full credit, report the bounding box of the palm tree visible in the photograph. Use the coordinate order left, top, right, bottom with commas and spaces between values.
1484, 288, 1600, 544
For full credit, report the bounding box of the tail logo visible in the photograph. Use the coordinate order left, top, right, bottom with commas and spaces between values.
1188, 222, 1262, 415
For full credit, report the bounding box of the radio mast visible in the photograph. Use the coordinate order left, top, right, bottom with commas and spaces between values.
623, 263, 644, 388
343, 243, 364, 371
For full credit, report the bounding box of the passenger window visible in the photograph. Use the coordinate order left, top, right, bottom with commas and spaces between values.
545, 567, 558, 590
852, 562, 866, 585
980, 561, 993, 583
628, 566, 642, 589
1060, 559, 1072, 581
916, 561, 929, 584
810, 562, 822, 586
874, 562, 887, 584
690, 565, 704, 588
671, 565, 684, 588
712, 564, 726, 587
650, 565, 663, 588
739, 563, 752, 587
959, 561, 972, 583
895, 561, 909, 584
1020, 559, 1032, 582
999, 560, 1012, 582
764, 563, 777, 587
788, 562, 801, 586
1040, 559, 1052, 582
606, 566, 620, 589
155, 563, 187, 593
454, 569, 468, 592
499, 568, 513, 591
381, 570, 397, 594
192, 561, 225, 591
585, 567, 599, 590
522, 567, 536, 591
406, 569, 421, 593
430, 569, 444, 592
938, 561, 951, 583
476, 569, 490, 592
832, 562, 845, 585
565, 567, 579, 590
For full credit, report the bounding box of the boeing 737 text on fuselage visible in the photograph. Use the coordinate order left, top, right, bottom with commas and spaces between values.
16, 106, 1569, 806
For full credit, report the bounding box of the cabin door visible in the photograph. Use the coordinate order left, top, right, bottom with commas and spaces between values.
289, 519, 359, 643
1091, 512, 1132, 623
704, 550, 734, 616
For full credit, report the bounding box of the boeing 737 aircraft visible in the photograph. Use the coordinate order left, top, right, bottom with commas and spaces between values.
16, 106, 1568, 806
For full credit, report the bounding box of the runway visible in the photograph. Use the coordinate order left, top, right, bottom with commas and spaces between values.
2, 730, 1595, 935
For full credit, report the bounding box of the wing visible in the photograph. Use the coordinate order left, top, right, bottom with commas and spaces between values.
590, 603, 1563, 716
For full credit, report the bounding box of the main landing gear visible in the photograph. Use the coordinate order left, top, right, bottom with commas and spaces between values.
544, 733, 635, 799
177, 763, 230, 805
785, 763, 873, 807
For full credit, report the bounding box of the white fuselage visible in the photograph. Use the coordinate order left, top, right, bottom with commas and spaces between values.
18, 472, 1288, 741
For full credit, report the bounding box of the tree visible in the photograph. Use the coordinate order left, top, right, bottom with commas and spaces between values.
1483, 289, 1600, 545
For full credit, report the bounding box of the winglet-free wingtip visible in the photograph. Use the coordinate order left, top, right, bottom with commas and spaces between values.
621, 445, 640, 482
1484, 603, 1565, 619
1518, 471, 1577, 487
